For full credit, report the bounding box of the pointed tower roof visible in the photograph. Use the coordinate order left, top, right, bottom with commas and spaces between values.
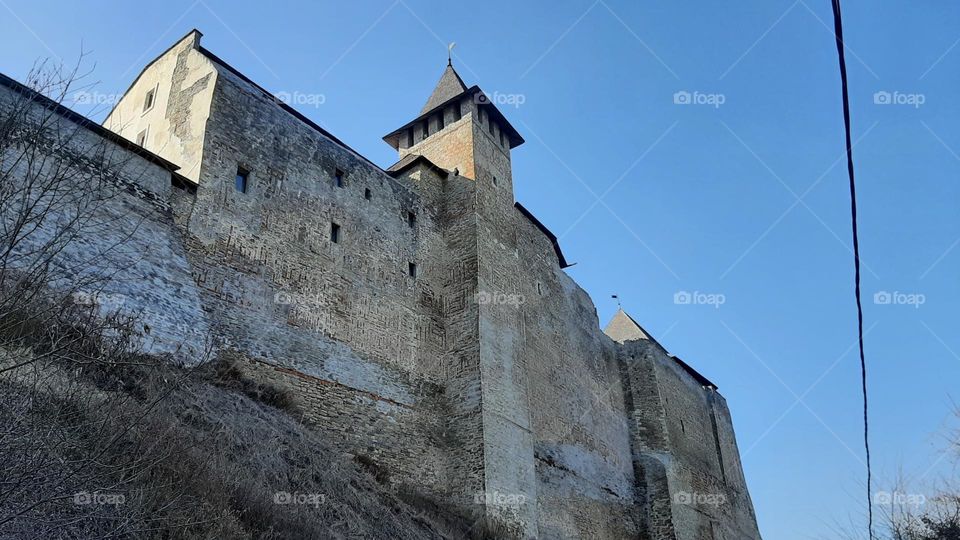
603, 309, 657, 344
420, 62, 468, 115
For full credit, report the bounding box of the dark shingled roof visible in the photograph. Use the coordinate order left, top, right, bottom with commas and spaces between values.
386, 154, 449, 179
421, 63, 468, 115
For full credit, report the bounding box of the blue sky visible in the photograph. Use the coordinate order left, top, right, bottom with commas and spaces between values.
2, 1, 958, 537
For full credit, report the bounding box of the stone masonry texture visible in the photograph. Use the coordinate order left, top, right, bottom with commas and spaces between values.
1, 29, 763, 540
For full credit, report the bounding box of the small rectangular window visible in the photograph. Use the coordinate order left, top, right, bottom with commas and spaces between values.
489, 119, 495, 135
499, 130, 505, 147
407, 128, 414, 147
330, 222, 341, 243
492, 175, 498, 186
335, 168, 345, 188
437, 112, 444, 130
421, 119, 429, 140
235, 167, 249, 193
135, 128, 148, 146
143, 88, 156, 112
408, 262, 417, 278
364, 188, 372, 200
407, 211, 416, 228
453, 101, 462, 121
477, 108, 483, 125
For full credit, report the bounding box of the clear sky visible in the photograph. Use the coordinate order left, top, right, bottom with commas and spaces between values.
2, 1, 957, 538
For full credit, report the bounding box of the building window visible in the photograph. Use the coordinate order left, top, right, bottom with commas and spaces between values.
408, 262, 417, 278
453, 101, 462, 121
536, 281, 543, 295
488, 119, 495, 135
335, 168, 345, 187
477, 108, 483, 126
499, 130, 505, 147
437, 112, 444, 131
135, 128, 148, 146
143, 87, 156, 112
421, 119, 429, 140
492, 175, 498, 186
407, 211, 416, 228
364, 188, 372, 200
407, 128, 414, 147
235, 167, 249, 193
330, 222, 341, 243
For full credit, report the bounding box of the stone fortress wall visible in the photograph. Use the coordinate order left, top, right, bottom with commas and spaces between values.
3, 28, 762, 539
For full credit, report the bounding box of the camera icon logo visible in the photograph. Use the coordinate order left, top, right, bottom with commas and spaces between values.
674, 291, 692, 305
673, 91, 692, 105
873, 291, 891, 305
873, 91, 891, 105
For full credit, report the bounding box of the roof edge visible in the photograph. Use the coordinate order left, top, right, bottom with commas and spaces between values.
514, 202, 571, 269
0, 72, 180, 171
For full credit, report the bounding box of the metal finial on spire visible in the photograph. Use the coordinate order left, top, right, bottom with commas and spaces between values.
447, 42, 456, 66
612, 294, 622, 309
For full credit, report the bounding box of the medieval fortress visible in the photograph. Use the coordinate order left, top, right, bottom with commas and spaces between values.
0, 30, 762, 539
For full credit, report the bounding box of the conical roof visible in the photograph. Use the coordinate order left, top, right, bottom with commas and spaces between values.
603, 309, 654, 344
420, 62, 468, 115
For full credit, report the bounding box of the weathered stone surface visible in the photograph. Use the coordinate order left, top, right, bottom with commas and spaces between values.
1, 28, 763, 539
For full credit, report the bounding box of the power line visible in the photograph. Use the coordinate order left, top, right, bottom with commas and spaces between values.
828, 1, 873, 538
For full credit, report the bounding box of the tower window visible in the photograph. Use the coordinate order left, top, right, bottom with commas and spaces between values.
407, 128, 414, 147
235, 167, 249, 193
135, 128, 148, 146
437, 112, 444, 130
330, 222, 341, 243
407, 211, 416, 228
143, 87, 156, 112
408, 262, 417, 278
334, 168, 345, 187
536, 281, 543, 295
421, 119, 429, 140
453, 101, 462, 121
492, 175, 498, 186
364, 188, 372, 200
499, 130, 505, 147
488, 119, 495, 135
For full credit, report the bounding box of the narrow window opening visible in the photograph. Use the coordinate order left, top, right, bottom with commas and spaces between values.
499, 130, 505, 147
680, 419, 685, 434
437, 112, 444, 130
330, 222, 341, 243
453, 101, 462, 121
364, 188, 372, 200
143, 88, 156, 112
492, 175, 498, 186
536, 281, 542, 295
135, 128, 148, 146
335, 168, 345, 188
407, 211, 416, 228
488, 119, 495, 135
408, 262, 417, 278
235, 167, 249, 193
421, 119, 429, 140
406, 128, 414, 147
